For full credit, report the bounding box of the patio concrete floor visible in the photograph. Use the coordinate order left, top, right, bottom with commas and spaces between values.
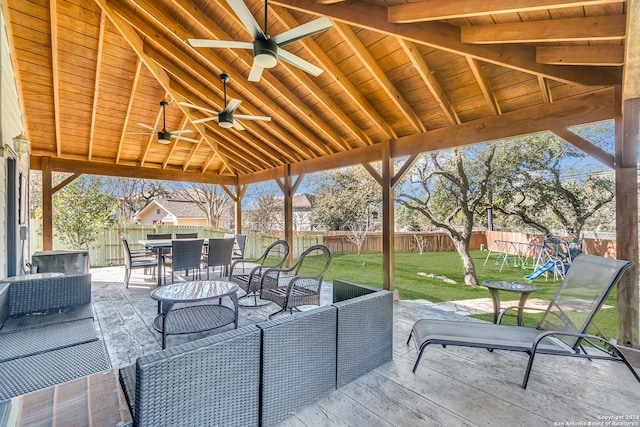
90, 266, 640, 426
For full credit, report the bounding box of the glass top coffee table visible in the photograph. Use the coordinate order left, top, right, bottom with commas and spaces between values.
482, 280, 537, 326
150, 280, 239, 349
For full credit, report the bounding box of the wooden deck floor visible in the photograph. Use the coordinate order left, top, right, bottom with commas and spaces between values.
90, 266, 640, 427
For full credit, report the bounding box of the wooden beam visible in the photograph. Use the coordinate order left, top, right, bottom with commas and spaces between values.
162, 117, 189, 169
333, 22, 425, 133
551, 128, 614, 169
466, 57, 501, 115
538, 76, 552, 104
399, 40, 459, 125
281, 165, 296, 266
52, 173, 80, 195
222, 184, 247, 234
116, 60, 142, 164
239, 89, 616, 185
87, 11, 106, 161
392, 88, 615, 158
381, 140, 395, 291
362, 163, 382, 186
391, 154, 419, 188
30, 156, 237, 185
615, 93, 639, 348
537, 46, 625, 66
42, 157, 53, 251
140, 101, 166, 167
270, 0, 622, 86
624, 0, 640, 100
461, 15, 626, 44
388, 0, 623, 23
49, 0, 61, 157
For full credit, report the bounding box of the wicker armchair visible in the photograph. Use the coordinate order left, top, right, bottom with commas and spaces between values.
228, 240, 289, 307
261, 245, 332, 318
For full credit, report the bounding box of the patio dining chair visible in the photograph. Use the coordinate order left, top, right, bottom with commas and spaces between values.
120, 236, 158, 288
228, 240, 289, 307
175, 233, 198, 239
407, 254, 640, 389
201, 238, 235, 279
168, 239, 204, 284
225, 233, 247, 260
260, 245, 332, 318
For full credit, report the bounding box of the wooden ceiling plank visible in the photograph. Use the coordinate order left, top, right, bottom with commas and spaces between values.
200, 151, 217, 174
162, 116, 189, 169
271, 6, 396, 140
50, 0, 61, 157
182, 138, 203, 171
88, 11, 106, 162
333, 22, 426, 133
551, 127, 614, 168
466, 57, 501, 115
537, 45, 625, 66
94, 0, 236, 173
31, 156, 237, 184
140, 98, 165, 166
399, 39, 459, 125
538, 75, 552, 103
116, 59, 142, 163
461, 15, 626, 44
388, 0, 623, 23
270, 0, 621, 86
623, 0, 640, 99
141, 0, 339, 157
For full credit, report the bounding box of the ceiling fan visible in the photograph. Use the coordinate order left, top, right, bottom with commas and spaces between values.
179, 72, 271, 131
130, 101, 199, 144
188, 0, 332, 82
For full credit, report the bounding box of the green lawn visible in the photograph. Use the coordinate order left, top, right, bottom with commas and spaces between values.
310, 250, 619, 339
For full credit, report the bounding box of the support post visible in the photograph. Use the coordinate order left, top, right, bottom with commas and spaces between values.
615, 93, 639, 348
276, 166, 303, 267
42, 157, 53, 251
221, 183, 246, 234
381, 141, 395, 292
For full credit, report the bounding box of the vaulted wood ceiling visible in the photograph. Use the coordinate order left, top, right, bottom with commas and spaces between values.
3, 0, 636, 185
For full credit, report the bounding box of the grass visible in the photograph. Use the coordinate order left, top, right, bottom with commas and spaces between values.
307, 250, 619, 339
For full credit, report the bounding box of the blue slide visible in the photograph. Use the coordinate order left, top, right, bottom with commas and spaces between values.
524, 260, 557, 281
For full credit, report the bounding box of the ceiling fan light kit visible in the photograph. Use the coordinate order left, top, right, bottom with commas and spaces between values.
254, 38, 278, 68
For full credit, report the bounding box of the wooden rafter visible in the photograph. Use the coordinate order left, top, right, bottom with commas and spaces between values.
269, 7, 396, 140
466, 57, 500, 115
182, 137, 204, 171
270, 0, 621, 86
399, 39, 459, 125
140, 101, 165, 166
88, 11, 106, 162
537, 46, 625, 66
116, 60, 142, 164
538, 76, 552, 104
461, 15, 626, 44
49, 0, 61, 157
333, 22, 426, 133
388, 0, 623, 23
52, 173, 81, 194
162, 117, 189, 169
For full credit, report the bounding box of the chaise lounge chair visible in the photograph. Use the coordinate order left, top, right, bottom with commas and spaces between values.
407, 254, 640, 389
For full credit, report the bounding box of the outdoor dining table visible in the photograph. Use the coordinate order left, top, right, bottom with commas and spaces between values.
139, 238, 210, 287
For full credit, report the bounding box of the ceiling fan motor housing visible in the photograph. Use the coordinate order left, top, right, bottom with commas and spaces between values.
253, 38, 278, 68
157, 130, 172, 144
218, 111, 234, 128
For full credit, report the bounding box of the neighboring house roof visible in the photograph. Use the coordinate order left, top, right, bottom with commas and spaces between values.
292, 194, 315, 210
135, 199, 206, 219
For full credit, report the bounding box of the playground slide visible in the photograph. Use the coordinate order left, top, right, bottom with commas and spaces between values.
524, 260, 557, 281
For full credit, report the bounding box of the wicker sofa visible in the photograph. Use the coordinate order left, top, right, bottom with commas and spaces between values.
0, 272, 110, 400
119, 279, 393, 427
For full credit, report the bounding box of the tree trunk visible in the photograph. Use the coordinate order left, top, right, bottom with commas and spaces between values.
452, 238, 479, 287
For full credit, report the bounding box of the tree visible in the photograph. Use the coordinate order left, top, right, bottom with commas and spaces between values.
310, 166, 381, 231
174, 183, 232, 227
399, 147, 496, 287
53, 175, 120, 250
491, 133, 615, 240
104, 178, 170, 222
344, 220, 369, 255
243, 193, 283, 233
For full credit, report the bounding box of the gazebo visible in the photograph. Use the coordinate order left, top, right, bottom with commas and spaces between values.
2, 0, 638, 347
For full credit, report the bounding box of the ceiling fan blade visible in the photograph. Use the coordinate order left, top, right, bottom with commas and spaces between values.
170, 129, 193, 135
192, 117, 219, 124
227, 0, 265, 40
173, 135, 200, 143
232, 120, 245, 131
179, 102, 220, 115
273, 17, 333, 47
138, 123, 158, 132
234, 114, 271, 122
277, 49, 324, 77
224, 99, 242, 114
188, 39, 253, 50
248, 61, 265, 82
